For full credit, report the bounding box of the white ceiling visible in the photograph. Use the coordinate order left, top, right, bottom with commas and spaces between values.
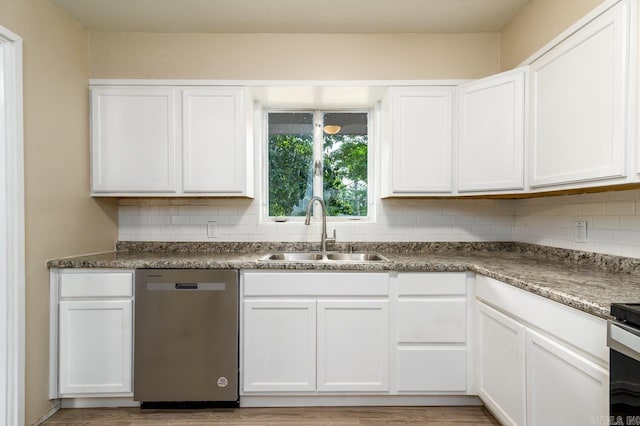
52, 0, 531, 34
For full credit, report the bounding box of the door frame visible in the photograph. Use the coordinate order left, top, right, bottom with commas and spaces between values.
0, 25, 25, 426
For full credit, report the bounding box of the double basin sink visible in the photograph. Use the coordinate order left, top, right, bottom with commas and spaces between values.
261, 252, 390, 263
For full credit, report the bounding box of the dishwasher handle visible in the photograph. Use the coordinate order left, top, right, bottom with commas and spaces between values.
175, 283, 197, 290
146, 282, 227, 291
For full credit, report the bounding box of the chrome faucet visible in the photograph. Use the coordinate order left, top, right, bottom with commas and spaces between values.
304, 196, 336, 257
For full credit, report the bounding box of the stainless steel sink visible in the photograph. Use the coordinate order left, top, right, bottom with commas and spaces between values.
325, 253, 389, 262
263, 252, 324, 261
261, 252, 389, 262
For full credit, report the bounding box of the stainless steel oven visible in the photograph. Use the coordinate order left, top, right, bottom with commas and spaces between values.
608, 303, 640, 425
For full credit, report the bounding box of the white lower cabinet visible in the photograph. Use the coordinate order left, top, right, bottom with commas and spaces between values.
391, 272, 471, 393
476, 275, 609, 426
477, 301, 526, 426
242, 300, 317, 392
59, 300, 133, 395
317, 300, 389, 391
241, 271, 389, 394
241, 271, 475, 399
525, 328, 608, 426
51, 269, 134, 398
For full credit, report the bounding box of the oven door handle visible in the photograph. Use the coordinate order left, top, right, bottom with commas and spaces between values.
608, 320, 640, 362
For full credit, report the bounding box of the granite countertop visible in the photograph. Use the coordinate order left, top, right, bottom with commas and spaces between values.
47, 242, 640, 320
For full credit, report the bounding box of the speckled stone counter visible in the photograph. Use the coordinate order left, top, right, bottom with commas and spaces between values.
47, 242, 640, 320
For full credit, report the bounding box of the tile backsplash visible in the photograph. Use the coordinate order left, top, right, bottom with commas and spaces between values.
118, 189, 640, 258
512, 189, 640, 258
119, 198, 515, 243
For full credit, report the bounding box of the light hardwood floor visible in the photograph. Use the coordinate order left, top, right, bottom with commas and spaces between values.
43, 406, 500, 425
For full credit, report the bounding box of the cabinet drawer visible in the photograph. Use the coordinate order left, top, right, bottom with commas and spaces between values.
396, 299, 466, 343
396, 273, 466, 295
60, 272, 133, 298
395, 346, 466, 392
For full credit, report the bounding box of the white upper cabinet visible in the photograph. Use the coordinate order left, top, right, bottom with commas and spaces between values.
90, 85, 254, 197
182, 88, 253, 194
457, 68, 527, 193
529, 0, 633, 188
382, 87, 454, 196
91, 87, 178, 193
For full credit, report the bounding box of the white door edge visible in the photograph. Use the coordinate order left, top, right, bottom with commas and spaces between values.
0, 24, 25, 426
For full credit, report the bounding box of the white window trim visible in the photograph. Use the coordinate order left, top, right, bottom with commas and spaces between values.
0, 25, 25, 426
261, 108, 375, 223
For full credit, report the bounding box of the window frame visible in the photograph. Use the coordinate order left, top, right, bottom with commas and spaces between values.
262, 108, 374, 222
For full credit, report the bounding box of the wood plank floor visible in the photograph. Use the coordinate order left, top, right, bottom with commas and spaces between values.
43, 406, 500, 425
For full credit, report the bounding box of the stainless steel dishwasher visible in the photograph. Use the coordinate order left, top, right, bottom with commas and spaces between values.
134, 269, 238, 407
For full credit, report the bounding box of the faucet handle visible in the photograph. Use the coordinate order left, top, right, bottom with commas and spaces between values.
326, 228, 337, 243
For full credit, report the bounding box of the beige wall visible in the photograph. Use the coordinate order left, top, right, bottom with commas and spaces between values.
0, 0, 118, 424
500, 0, 604, 70
89, 32, 500, 80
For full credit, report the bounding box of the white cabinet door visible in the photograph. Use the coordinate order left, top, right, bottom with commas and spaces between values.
317, 300, 389, 392
182, 88, 252, 195
243, 300, 317, 392
525, 328, 608, 426
477, 301, 526, 426
384, 87, 454, 195
458, 68, 526, 192
90, 87, 178, 193
530, 1, 632, 187
58, 300, 132, 395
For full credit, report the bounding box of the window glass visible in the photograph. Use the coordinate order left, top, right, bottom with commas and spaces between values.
267, 111, 368, 218
322, 112, 368, 216
268, 112, 314, 216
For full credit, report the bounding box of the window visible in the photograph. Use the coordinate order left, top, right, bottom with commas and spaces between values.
267, 111, 369, 218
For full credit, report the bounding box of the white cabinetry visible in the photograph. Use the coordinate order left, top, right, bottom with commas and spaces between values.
91, 87, 178, 193
317, 300, 388, 392
391, 273, 471, 393
243, 300, 316, 392
382, 87, 454, 196
476, 275, 609, 425
51, 270, 134, 398
477, 301, 526, 426
529, 0, 634, 188
457, 68, 526, 193
241, 271, 389, 394
525, 328, 608, 426
182, 88, 253, 194
90, 85, 254, 197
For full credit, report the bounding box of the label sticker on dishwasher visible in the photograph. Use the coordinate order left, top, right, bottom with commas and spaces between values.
217, 377, 229, 388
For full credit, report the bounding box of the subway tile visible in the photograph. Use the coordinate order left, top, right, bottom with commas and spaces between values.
606, 201, 635, 215
613, 230, 640, 245
608, 190, 639, 201
581, 203, 606, 216
619, 216, 640, 231
583, 191, 611, 202
591, 216, 620, 230
150, 216, 170, 225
